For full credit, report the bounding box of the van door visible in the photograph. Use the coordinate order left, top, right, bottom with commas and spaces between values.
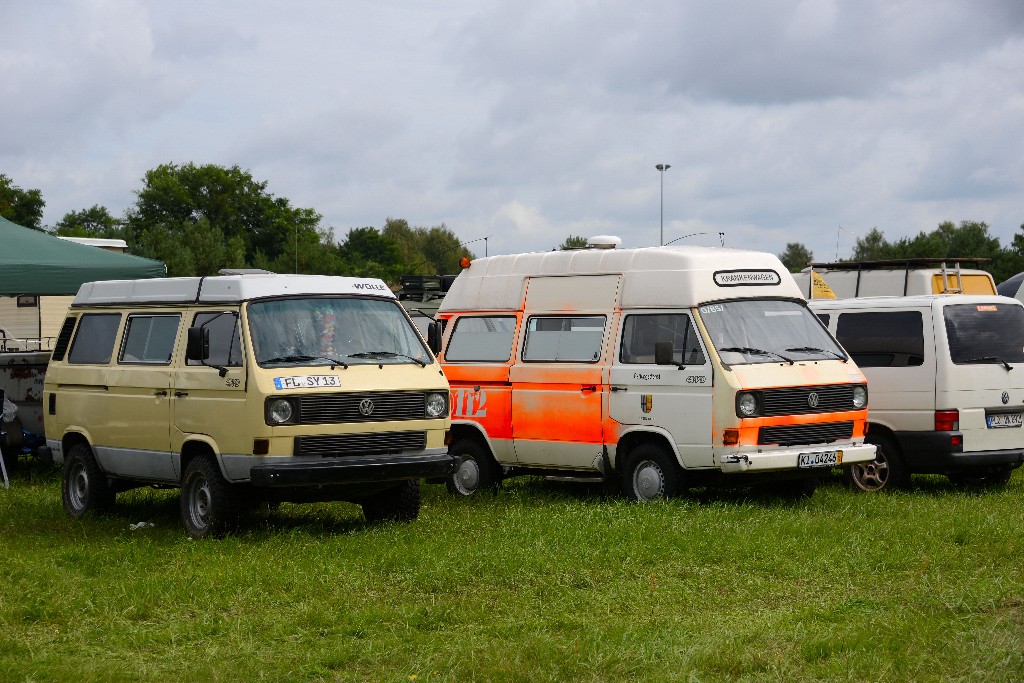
609, 311, 713, 467
510, 314, 607, 468
102, 313, 180, 482
172, 310, 247, 479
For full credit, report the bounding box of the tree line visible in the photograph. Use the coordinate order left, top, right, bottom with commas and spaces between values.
778, 221, 1024, 285
0, 166, 476, 286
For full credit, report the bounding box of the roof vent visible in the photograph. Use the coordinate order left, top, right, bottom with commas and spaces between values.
587, 235, 621, 250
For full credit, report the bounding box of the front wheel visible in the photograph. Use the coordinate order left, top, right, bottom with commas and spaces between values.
446, 438, 499, 497
180, 456, 237, 539
361, 480, 421, 523
62, 443, 114, 518
845, 435, 908, 492
622, 443, 681, 502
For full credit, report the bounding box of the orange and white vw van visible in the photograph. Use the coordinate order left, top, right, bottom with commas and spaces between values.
429, 237, 875, 500
44, 274, 454, 537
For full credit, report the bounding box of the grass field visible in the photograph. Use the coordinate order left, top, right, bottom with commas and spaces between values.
2, 463, 1023, 682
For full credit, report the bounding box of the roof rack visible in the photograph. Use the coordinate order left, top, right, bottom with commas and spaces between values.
804, 258, 993, 297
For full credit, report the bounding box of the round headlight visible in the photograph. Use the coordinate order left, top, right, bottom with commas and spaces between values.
268, 398, 294, 424
425, 392, 448, 418
852, 385, 867, 409
737, 392, 758, 417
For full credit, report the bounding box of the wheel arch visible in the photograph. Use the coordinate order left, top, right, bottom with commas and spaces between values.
615, 428, 679, 474
449, 422, 498, 463
179, 437, 221, 483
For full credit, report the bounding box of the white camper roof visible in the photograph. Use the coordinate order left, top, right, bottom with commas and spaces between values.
438, 244, 802, 312
72, 274, 396, 306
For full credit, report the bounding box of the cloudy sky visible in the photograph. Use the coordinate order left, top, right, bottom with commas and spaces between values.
4, 0, 1024, 261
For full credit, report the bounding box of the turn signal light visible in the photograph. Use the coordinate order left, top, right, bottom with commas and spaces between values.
253, 438, 270, 455
722, 429, 739, 446
935, 409, 959, 432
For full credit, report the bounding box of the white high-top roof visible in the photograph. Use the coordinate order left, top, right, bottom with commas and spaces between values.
72, 274, 395, 306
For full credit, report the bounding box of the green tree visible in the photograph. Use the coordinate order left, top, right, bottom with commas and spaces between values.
53, 205, 123, 239
850, 227, 893, 261
777, 242, 813, 272
338, 227, 404, 282
124, 163, 325, 274
559, 235, 589, 250
381, 219, 476, 274
0, 174, 45, 229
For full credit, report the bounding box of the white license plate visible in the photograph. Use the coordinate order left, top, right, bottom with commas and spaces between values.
273, 375, 341, 390
986, 412, 1022, 428
797, 450, 843, 468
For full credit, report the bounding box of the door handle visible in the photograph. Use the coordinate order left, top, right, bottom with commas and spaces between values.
174, 391, 189, 398
581, 385, 597, 393
154, 390, 167, 397
610, 386, 628, 392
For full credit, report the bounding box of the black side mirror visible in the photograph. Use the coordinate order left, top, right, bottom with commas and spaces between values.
186, 327, 210, 361
654, 341, 674, 366
427, 321, 443, 355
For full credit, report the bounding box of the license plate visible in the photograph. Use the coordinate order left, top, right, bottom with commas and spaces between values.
273, 375, 341, 389
986, 412, 1022, 428
797, 450, 842, 468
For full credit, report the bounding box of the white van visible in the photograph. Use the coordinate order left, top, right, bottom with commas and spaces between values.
809, 295, 1024, 490
43, 274, 454, 537
430, 239, 876, 500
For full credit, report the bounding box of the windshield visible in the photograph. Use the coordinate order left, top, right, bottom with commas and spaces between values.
944, 302, 1024, 365
697, 299, 846, 365
247, 297, 430, 367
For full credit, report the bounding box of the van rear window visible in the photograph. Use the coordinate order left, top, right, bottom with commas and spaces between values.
67, 313, 121, 365
944, 303, 1024, 365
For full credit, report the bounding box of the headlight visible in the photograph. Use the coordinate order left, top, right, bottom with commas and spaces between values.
267, 398, 295, 424
737, 392, 759, 417
852, 385, 867, 409
425, 392, 448, 418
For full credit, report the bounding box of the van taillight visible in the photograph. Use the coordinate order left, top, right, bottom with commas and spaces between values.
935, 409, 959, 431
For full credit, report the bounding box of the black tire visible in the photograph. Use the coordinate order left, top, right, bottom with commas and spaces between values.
621, 443, 681, 502
845, 434, 908, 492
361, 480, 421, 523
180, 456, 238, 539
62, 443, 114, 518
445, 438, 499, 497
948, 467, 1013, 489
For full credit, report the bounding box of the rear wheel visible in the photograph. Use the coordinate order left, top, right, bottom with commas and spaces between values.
361, 480, 421, 523
62, 443, 114, 518
845, 434, 908, 492
446, 438, 499, 497
180, 456, 238, 539
622, 443, 681, 502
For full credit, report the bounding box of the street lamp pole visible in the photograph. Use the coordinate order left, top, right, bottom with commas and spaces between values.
655, 163, 671, 245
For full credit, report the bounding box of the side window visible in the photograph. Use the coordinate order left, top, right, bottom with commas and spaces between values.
119, 314, 181, 365
835, 311, 924, 367
445, 316, 516, 362
522, 315, 605, 362
815, 313, 830, 326
67, 313, 121, 364
51, 315, 78, 362
620, 313, 706, 365
188, 312, 242, 367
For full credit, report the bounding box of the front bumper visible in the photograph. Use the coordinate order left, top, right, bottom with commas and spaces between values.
248, 451, 458, 487
717, 443, 876, 473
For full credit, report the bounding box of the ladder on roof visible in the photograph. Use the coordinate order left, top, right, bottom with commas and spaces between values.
805, 257, 989, 297
938, 261, 964, 294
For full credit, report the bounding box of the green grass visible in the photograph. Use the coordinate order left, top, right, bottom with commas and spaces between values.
2, 464, 1023, 682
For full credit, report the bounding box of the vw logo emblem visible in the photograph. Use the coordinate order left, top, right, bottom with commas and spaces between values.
358, 399, 375, 416
807, 392, 820, 408
1002, 391, 1010, 405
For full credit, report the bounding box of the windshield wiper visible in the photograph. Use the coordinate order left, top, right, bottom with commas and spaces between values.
785, 346, 847, 362
347, 351, 426, 367
718, 346, 794, 365
963, 356, 1013, 371
261, 354, 349, 369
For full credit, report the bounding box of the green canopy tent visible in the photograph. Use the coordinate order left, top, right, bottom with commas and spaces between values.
0, 215, 165, 295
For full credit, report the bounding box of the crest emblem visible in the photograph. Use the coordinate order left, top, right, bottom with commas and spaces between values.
807, 392, 819, 408
358, 398, 375, 416
641, 395, 653, 413
1002, 391, 1010, 405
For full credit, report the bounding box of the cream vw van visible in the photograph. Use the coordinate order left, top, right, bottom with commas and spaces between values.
43, 274, 454, 537
429, 238, 876, 500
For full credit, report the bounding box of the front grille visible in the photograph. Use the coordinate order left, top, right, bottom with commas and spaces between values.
298, 391, 426, 424
759, 422, 853, 446
761, 385, 859, 416
295, 431, 427, 457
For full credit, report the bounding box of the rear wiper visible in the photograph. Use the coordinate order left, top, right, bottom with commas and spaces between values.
262, 354, 348, 369
785, 346, 847, 362
718, 346, 794, 365
963, 356, 1013, 371
348, 351, 426, 367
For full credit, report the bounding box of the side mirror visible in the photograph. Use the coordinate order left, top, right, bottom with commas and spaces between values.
654, 341, 674, 366
186, 327, 210, 362
427, 321, 443, 355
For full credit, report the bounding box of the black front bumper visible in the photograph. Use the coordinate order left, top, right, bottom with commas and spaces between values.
895, 430, 1024, 473
249, 452, 458, 487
